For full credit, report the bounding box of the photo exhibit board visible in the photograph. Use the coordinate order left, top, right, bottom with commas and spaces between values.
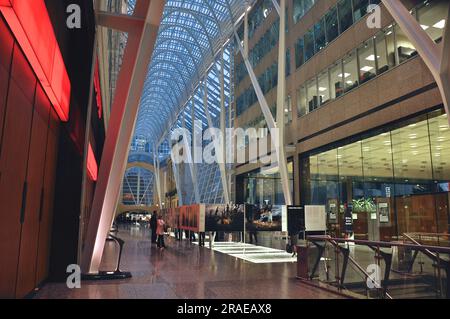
204, 204, 244, 232
245, 204, 283, 231
378, 202, 390, 223
304, 205, 327, 232
179, 204, 205, 232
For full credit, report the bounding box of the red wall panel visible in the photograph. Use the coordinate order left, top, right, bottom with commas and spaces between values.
0, 71, 34, 297
15, 84, 50, 298
35, 108, 59, 287
9, 38, 36, 103
0, 17, 13, 149
0, 0, 71, 121
0, 16, 13, 70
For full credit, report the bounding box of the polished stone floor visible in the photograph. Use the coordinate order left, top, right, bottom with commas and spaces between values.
34, 224, 345, 299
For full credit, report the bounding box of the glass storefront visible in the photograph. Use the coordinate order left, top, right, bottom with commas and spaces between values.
241, 161, 294, 206
300, 110, 450, 241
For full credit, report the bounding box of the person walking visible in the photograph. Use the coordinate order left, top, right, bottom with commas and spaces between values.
156, 215, 166, 249
150, 211, 158, 244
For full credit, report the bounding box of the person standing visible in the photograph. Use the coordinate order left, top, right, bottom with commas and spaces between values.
156, 215, 166, 249
150, 211, 157, 244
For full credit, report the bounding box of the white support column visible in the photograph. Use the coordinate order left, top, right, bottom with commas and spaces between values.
181, 111, 200, 204
81, 0, 165, 274
154, 152, 163, 209
244, 8, 249, 59
274, 0, 292, 206
203, 77, 229, 204
170, 147, 184, 206
136, 167, 141, 205
381, 0, 450, 125
219, 51, 231, 204
233, 3, 292, 205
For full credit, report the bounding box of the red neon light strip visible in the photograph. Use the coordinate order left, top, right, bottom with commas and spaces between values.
0, 0, 71, 122
94, 58, 103, 119
87, 143, 98, 181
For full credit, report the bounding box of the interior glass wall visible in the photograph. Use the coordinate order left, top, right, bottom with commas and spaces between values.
242, 161, 294, 206
300, 110, 450, 241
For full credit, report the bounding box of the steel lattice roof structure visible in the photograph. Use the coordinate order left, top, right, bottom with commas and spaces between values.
127, 0, 253, 156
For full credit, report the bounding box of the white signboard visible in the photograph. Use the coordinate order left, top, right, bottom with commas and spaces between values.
304, 205, 327, 232
281, 205, 288, 232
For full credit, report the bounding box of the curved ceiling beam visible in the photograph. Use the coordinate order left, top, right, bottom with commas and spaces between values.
147, 69, 186, 97
141, 82, 179, 107
147, 77, 184, 100
157, 23, 213, 60
163, 2, 224, 42
149, 60, 190, 90
152, 50, 196, 77
153, 37, 201, 76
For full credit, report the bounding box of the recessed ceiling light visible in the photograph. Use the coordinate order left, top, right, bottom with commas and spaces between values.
318, 87, 327, 92
346, 81, 353, 85
408, 124, 417, 127
365, 55, 379, 61
433, 19, 446, 29
421, 24, 429, 30
338, 73, 351, 78
409, 134, 417, 139
360, 66, 374, 72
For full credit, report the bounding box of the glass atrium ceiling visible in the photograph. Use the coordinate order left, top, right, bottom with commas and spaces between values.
131, 0, 253, 154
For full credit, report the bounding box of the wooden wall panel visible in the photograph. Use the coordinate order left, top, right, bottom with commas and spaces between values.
15, 85, 50, 298
0, 50, 35, 297
35, 108, 59, 286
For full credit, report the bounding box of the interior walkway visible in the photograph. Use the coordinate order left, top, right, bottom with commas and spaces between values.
34, 225, 345, 299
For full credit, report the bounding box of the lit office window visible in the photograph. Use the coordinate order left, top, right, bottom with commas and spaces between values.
395, 24, 417, 63
314, 18, 327, 51
385, 25, 397, 68
343, 50, 359, 92
325, 6, 339, 43
417, 0, 448, 42
284, 95, 292, 124
358, 39, 376, 84
295, 37, 305, 67
293, 0, 305, 23
306, 77, 319, 112
374, 32, 389, 75
338, 0, 353, 33
286, 49, 291, 76
330, 61, 344, 99
353, 0, 369, 22
297, 85, 308, 117
304, 28, 315, 60
293, 0, 316, 24
317, 70, 330, 105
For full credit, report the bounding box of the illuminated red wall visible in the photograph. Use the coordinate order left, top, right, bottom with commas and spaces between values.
0, 0, 71, 121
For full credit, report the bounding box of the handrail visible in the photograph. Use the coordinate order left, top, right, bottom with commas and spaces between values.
307, 235, 450, 254
404, 232, 450, 238
327, 238, 371, 279
403, 233, 438, 261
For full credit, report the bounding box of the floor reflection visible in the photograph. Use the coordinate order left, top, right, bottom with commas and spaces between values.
34, 224, 344, 299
